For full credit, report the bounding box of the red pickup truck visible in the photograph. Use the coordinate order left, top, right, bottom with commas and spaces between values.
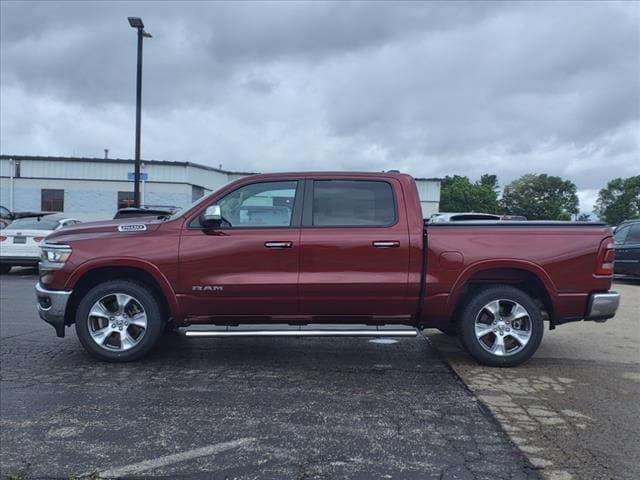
35, 172, 619, 366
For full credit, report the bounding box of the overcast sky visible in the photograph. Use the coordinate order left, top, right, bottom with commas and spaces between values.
1, 1, 639, 212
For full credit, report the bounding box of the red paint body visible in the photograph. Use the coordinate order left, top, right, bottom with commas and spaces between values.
43, 172, 614, 328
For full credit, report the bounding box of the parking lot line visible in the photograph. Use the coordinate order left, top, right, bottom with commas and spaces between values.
96, 437, 255, 478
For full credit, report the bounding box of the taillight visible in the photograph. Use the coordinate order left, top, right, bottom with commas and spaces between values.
595, 237, 615, 275
0, 236, 6, 242
33, 237, 45, 243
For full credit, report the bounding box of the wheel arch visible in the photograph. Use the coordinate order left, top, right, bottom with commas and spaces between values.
448, 261, 556, 328
64, 260, 181, 326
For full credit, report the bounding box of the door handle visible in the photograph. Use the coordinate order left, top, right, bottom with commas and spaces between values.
372, 241, 400, 248
264, 241, 293, 249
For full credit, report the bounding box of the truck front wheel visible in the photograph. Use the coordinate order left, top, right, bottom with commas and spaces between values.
458, 285, 543, 367
75, 280, 166, 362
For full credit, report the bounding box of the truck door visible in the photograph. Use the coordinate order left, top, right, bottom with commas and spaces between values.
299, 178, 412, 319
178, 180, 302, 318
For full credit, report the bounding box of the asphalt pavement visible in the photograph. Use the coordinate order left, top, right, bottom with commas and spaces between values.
431, 279, 640, 480
0, 270, 538, 480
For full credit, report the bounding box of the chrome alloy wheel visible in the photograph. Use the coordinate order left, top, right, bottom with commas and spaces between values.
474, 299, 532, 357
87, 293, 147, 351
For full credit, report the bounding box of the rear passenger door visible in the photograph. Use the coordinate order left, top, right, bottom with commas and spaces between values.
299, 178, 412, 319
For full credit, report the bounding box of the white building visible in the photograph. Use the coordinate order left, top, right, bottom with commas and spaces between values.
0, 155, 440, 220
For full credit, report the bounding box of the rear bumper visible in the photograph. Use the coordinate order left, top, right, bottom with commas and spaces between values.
0, 256, 39, 266
585, 292, 620, 322
35, 282, 72, 337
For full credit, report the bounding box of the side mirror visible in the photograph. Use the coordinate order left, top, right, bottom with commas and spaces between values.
202, 205, 222, 228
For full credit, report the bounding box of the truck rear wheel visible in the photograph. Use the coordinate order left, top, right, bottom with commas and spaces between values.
458, 285, 543, 367
75, 280, 165, 362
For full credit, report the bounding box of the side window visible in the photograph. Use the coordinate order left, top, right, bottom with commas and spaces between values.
614, 226, 629, 245
195, 181, 298, 228
625, 224, 640, 244
312, 180, 396, 227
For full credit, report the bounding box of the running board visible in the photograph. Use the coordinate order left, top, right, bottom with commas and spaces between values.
181, 328, 418, 338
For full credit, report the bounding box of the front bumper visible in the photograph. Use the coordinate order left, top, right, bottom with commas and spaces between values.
585, 292, 620, 322
35, 282, 72, 337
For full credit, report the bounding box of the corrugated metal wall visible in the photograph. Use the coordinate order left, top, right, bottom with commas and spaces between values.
0, 158, 440, 220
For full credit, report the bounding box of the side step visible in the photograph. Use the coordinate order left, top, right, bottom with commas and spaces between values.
180, 326, 419, 338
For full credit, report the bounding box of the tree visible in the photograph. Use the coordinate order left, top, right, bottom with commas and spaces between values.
594, 176, 640, 225
501, 174, 578, 220
479, 174, 499, 191
440, 175, 500, 213
577, 213, 591, 222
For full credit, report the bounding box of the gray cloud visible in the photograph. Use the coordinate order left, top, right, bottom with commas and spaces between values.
1, 0, 639, 212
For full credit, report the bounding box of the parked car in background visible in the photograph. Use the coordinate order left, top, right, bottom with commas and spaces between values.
113, 205, 179, 219
1, 205, 60, 225
429, 212, 502, 222
0, 215, 80, 274
613, 219, 640, 277
428, 213, 528, 223
0, 205, 12, 224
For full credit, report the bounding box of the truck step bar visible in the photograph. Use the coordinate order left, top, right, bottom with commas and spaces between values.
180, 327, 419, 338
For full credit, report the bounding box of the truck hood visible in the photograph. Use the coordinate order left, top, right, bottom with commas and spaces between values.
44, 217, 166, 244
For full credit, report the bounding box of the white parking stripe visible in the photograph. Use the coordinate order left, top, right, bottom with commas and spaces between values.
96, 437, 255, 478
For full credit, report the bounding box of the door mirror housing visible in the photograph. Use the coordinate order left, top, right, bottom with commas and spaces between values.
202, 205, 222, 228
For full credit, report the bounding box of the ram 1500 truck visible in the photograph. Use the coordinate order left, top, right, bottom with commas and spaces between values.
34, 172, 620, 366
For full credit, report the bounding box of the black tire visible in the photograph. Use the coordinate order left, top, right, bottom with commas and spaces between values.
458, 285, 543, 367
437, 325, 458, 336
0, 265, 11, 274
75, 280, 166, 362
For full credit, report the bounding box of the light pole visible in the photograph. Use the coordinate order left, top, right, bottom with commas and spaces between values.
128, 16, 152, 207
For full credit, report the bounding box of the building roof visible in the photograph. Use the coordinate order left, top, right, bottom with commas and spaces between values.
0, 155, 442, 182
0, 154, 256, 176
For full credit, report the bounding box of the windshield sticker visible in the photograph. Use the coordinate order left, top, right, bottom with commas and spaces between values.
118, 224, 147, 232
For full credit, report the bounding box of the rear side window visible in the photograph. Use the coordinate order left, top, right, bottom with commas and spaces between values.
312, 180, 396, 227
625, 224, 640, 244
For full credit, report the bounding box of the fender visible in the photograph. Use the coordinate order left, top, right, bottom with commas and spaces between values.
65, 257, 183, 320
448, 258, 559, 312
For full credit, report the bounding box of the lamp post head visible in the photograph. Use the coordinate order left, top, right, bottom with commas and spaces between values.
128, 17, 144, 29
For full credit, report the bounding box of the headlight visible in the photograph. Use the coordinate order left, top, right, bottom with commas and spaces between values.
39, 244, 72, 269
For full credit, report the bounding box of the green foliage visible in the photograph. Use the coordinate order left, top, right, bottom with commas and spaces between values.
479, 174, 499, 191
594, 176, 640, 225
440, 175, 500, 213
500, 174, 578, 220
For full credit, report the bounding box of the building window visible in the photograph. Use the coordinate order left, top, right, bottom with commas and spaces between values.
117, 192, 135, 210
41, 189, 64, 212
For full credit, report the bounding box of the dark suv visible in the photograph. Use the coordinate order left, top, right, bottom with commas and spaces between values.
613, 220, 640, 277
